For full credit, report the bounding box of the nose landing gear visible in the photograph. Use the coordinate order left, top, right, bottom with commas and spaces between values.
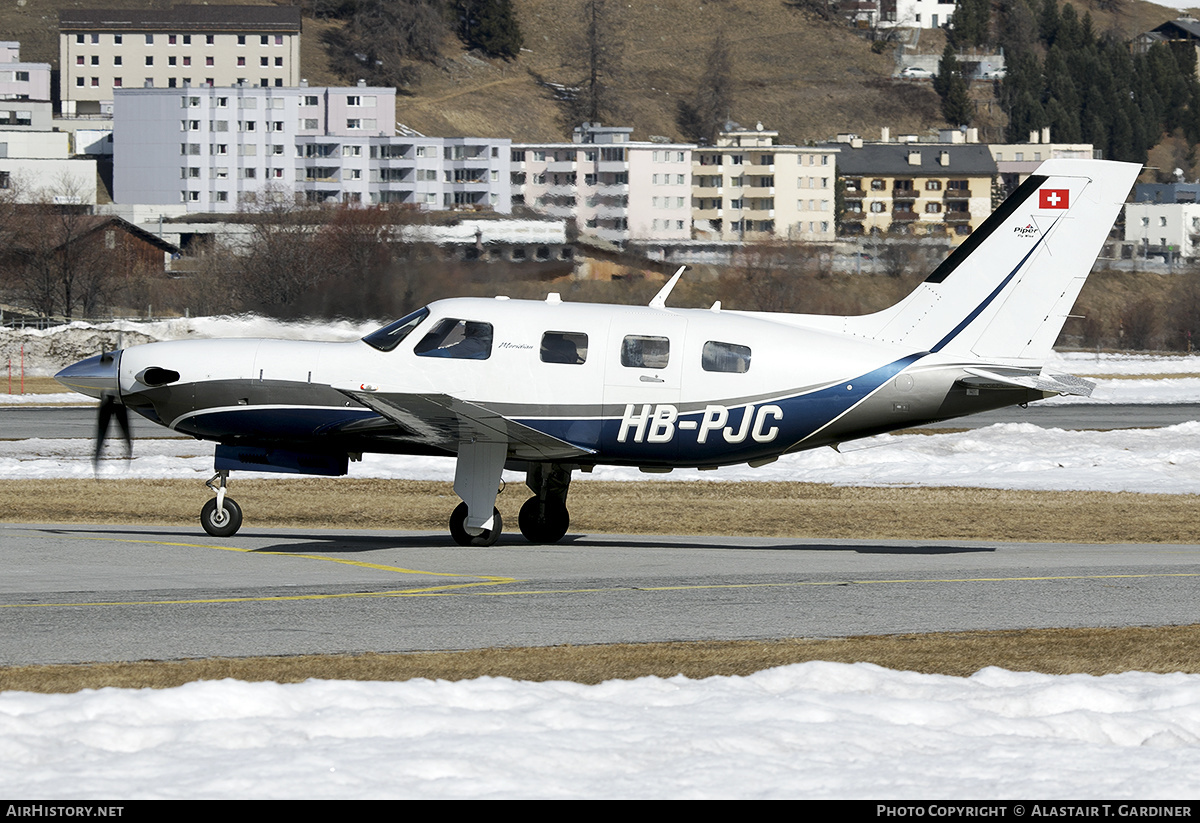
201, 470, 243, 537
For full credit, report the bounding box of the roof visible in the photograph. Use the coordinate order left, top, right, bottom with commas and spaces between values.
66, 216, 181, 255
1149, 18, 1200, 41
818, 142, 997, 176
60, 5, 301, 33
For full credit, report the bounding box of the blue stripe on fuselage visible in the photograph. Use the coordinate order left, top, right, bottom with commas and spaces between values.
517, 353, 926, 465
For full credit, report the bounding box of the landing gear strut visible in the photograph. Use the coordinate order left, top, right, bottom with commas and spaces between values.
519, 463, 572, 544
450, 437, 507, 547
201, 470, 242, 537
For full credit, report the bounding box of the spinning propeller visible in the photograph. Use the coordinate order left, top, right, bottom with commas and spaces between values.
53, 349, 132, 468
94, 388, 132, 467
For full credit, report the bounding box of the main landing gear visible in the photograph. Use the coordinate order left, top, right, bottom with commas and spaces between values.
449, 502, 503, 547
201, 470, 243, 537
447, 453, 574, 547
518, 462, 572, 544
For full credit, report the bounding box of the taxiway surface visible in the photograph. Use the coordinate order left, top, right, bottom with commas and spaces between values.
3, 523, 1199, 666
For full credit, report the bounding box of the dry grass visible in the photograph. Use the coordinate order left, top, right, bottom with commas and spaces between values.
1, 376, 69, 397
3, 478, 1200, 544
5, 625, 1200, 694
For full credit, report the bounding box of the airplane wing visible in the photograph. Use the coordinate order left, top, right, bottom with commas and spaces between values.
961, 367, 1095, 397
339, 389, 596, 461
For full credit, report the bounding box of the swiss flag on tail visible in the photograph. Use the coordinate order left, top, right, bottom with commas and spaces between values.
1039, 189, 1069, 209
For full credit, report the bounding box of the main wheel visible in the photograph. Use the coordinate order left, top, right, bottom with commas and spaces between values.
518, 496, 570, 544
449, 502, 502, 547
201, 496, 243, 537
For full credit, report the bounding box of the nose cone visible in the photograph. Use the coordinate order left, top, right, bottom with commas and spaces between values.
55, 351, 122, 400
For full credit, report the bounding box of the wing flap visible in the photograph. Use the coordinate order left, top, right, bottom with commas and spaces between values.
340, 390, 595, 461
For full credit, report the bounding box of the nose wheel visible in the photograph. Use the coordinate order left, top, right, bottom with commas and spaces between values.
201, 496, 243, 537
201, 470, 243, 537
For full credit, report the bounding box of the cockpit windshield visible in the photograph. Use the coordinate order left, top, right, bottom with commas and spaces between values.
362, 307, 430, 352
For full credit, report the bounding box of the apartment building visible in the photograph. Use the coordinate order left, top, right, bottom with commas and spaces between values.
59, 5, 302, 116
0, 42, 52, 130
693, 126, 837, 243
823, 138, 997, 242
512, 123, 693, 244
113, 85, 510, 213
989, 128, 1097, 192
881, 0, 957, 28
0, 130, 97, 203
1124, 201, 1200, 262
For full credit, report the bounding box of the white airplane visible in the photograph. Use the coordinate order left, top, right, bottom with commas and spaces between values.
56, 159, 1139, 545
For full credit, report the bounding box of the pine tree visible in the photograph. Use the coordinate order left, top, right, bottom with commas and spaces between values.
455, 0, 523, 59
935, 44, 972, 126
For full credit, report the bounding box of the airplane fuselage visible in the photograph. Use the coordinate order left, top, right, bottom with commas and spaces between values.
110, 296, 1040, 471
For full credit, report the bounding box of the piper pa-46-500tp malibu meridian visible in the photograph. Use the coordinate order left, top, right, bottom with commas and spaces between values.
56, 159, 1140, 545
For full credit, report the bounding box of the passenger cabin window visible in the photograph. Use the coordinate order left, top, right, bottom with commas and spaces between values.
362, 307, 429, 352
621, 335, 670, 369
414, 318, 493, 360
541, 331, 588, 364
702, 341, 752, 373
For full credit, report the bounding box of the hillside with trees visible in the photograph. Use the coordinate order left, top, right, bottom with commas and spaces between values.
3, 0, 1187, 146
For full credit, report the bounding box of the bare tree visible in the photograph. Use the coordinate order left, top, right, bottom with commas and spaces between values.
563, 0, 624, 125
5, 176, 117, 320
325, 0, 447, 91
236, 188, 335, 316
678, 34, 734, 144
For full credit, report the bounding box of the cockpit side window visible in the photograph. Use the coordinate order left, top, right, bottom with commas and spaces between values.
702, 341, 751, 373
621, 335, 670, 369
541, 331, 588, 364
362, 307, 429, 352
414, 318, 493, 360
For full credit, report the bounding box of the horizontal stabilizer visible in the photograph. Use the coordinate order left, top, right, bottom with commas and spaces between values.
962, 367, 1095, 397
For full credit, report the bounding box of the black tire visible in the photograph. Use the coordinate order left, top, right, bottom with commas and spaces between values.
201, 496, 243, 537
449, 502, 502, 547
518, 496, 570, 544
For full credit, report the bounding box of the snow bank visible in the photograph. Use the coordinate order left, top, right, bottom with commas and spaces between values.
2, 663, 1199, 798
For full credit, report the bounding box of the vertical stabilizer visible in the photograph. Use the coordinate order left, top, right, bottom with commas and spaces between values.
854, 159, 1140, 365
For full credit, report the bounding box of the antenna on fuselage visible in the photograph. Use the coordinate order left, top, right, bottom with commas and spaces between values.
649, 266, 687, 309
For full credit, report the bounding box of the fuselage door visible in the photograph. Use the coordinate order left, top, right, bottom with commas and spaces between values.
603, 312, 687, 413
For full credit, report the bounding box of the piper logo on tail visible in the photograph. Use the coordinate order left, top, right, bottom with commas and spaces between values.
1039, 189, 1069, 209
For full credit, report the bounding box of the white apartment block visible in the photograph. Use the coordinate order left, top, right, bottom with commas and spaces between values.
989, 128, 1097, 191
1124, 202, 1200, 261
512, 123, 693, 244
113, 85, 510, 213
0, 130, 97, 204
0, 42, 52, 130
693, 126, 838, 243
59, 5, 301, 116
881, 0, 957, 28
